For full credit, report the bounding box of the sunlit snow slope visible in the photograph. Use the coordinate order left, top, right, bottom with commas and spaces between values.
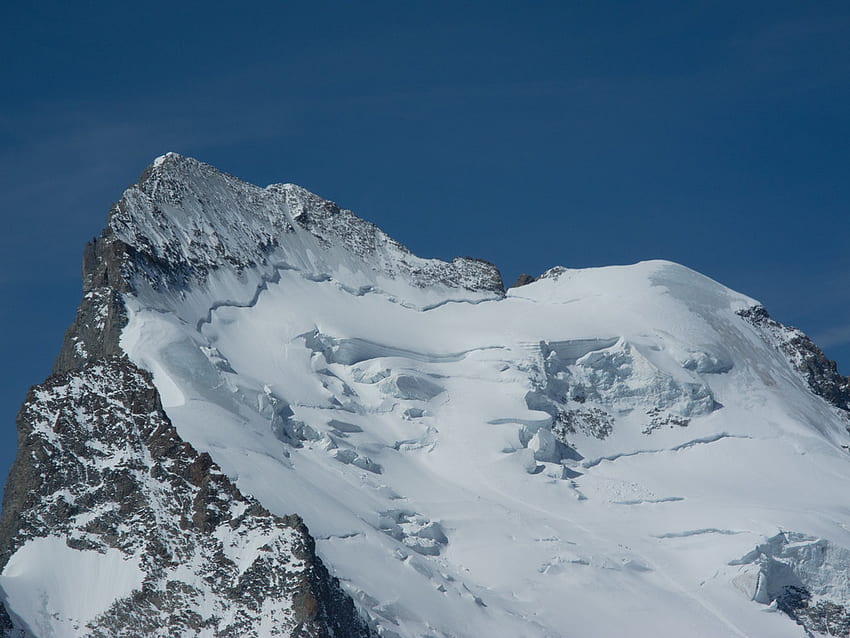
23, 154, 850, 637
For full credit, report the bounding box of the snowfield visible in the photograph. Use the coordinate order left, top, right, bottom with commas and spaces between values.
4, 154, 850, 637
123, 259, 850, 638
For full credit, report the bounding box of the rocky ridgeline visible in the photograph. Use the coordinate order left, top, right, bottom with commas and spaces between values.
738, 305, 850, 417
109, 153, 504, 295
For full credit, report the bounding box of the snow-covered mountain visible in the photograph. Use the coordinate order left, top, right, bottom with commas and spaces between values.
3, 153, 850, 637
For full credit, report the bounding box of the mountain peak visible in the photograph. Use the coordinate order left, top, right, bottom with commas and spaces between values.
110, 154, 504, 309
152, 150, 182, 167
10, 155, 850, 638
138, 150, 204, 184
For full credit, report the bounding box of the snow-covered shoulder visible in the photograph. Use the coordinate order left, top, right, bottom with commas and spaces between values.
512, 259, 758, 314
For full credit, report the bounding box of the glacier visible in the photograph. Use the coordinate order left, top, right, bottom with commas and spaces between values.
3, 153, 850, 637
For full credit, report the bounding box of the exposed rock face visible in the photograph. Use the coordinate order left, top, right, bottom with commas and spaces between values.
0, 606, 12, 636
53, 232, 131, 374
1, 358, 370, 637
509, 273, 536, 288
738, 305, 850, 415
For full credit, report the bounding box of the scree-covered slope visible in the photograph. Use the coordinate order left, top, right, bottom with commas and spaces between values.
3, 153, 850, 638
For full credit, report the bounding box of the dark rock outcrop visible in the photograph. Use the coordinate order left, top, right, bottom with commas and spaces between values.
509, 273, 536, 288
0, 606, 12, 636
738, 305, 850, 415
53, 232, 131, 374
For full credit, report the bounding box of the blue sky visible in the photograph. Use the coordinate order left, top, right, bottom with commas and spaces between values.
1, 1, 848, 491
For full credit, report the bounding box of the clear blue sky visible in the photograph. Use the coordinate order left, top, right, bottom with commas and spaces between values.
1, 1, 848, 494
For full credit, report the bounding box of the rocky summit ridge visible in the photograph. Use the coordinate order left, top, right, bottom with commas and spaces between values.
3, 154, 850, 638
112, 153, 503, 297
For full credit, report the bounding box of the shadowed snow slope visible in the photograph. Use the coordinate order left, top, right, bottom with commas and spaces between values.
6, 154, 850, 638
